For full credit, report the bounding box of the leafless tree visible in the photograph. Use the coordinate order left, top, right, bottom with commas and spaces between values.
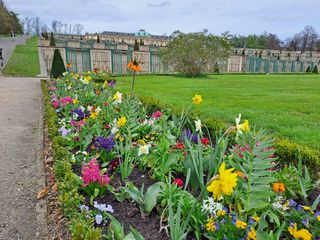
32, 17, 41, 36
300, 25, 318, 52
51, 20, 58, 33
22, 17, 33, 34
64, 23, 68, 34
74, 24, 84, 35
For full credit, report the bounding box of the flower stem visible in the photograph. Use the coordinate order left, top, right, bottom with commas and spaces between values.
131, 71, 136, 94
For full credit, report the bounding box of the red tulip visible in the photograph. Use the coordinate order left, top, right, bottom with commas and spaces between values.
174, 178, 184, 187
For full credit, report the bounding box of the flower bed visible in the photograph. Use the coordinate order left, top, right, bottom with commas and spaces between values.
43, 71, 320, 240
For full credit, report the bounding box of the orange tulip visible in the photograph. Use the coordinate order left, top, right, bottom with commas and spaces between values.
66, 63, 72, 69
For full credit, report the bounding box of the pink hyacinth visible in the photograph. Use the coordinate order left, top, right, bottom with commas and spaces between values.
82, 159, 110, 187
60, 96, 73, 106
52, 100, 59, 109
152, 110, 163, 119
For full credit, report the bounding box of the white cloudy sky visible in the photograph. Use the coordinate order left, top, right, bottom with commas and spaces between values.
5, 0, 320, 39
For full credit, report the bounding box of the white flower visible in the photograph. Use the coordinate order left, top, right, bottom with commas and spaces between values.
201, 197, 223, 214
79, 204, 89, 211
195, 119, 202, 133
95, 106, 102, 113
138, 144, 151, 156
94, 201, 114, 213
111, 118, 119, 134
95, 214, 103, 225
113, 91, 123, 105
87, 105, 93, 112
82, 151, 88, 156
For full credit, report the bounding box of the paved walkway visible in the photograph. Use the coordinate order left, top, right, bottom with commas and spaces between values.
0, 36, 28, 70
0, 76, 47, 240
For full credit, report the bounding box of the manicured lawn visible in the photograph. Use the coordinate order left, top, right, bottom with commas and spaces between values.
2, 36, 39, 77
116, 74, 320, 149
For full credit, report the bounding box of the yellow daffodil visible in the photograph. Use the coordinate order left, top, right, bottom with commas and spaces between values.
73, 98, 79, 104
117, 116, 127, 127
288, 223, 312, 240
207, 162, 238, 200
192, 94, 202, 105
83, 76, 92, 84
235, 114, 250, 138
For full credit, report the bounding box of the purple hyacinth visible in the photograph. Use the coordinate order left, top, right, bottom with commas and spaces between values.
181, 129, 198, 144
95, 136, 115, 152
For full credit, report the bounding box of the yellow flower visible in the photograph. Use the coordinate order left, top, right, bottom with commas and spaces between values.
252, 216, 260, 222
206, 216, 217, 232
207, 162, 238, 200
83, 76, 92, 84
238, 119, 250, 132
288, 223, 312, 240
73, 98, 79, 104
90, 112, 98, 119
216, 210, 226, 217
235, 219, 247, 229
117, 116, 127, 127
247, 227, 256, 240
192, 94, 202, 105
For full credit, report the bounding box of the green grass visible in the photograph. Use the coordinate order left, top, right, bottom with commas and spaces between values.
2, 36, 39, 77
116, 74, 320, 149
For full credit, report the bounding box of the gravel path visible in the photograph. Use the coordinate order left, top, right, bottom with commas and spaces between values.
0, 76, 47, 240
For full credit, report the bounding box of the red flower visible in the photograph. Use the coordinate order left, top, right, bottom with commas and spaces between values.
104, 124, 110, 129
104, 102, 108, 106
201, 138, 210, 146
174, 178, 184, 187
173, 142, 185, 150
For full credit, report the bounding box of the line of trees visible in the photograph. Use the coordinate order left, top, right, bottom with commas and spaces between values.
222, 26, 320, 52
0, 0, 23, 34
22, 17, 84, 36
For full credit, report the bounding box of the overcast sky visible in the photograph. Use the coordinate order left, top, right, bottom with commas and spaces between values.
5, 0, 320, 39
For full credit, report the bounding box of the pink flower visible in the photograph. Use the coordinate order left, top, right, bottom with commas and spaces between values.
82, 159, 110, 187
174, 178, 184, 187
60, 96, 73, 107
52, 100, 59, 109
152, 111, 163, 119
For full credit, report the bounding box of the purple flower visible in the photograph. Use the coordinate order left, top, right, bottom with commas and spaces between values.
59, 126, 71, 137
297, 204, 303, 211
95, 136, 115, 152
108, 79, 116, 87
214, 222, 220, 231
181, 129, 198, 144
95, 214, 103, 225
71, 108, 89, 120
288, 199, 297, 207
302, 218, 309, 227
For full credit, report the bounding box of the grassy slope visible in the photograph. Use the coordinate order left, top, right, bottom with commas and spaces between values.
2, 36, 39, 77
116, 74, 320, 149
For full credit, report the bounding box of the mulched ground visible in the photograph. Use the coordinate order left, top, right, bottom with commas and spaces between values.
93, 168, 169, 240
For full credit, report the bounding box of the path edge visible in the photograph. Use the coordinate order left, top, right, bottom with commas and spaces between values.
35, 78, 49, 239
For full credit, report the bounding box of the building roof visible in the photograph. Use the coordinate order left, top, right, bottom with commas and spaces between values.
100, 30, 169, 39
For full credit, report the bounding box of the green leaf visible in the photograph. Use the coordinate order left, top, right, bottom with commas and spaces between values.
144, 182, 163, 214
311, 194, 320, 211
94, 188, 99, 197
129, 227, 145, 240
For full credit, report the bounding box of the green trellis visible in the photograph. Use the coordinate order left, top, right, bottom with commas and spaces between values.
65, 48, 78, 73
